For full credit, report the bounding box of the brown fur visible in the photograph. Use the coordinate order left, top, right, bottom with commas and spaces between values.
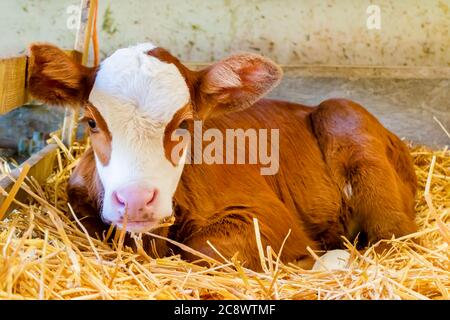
83, 103, 112, 166
163, 103, 194, 166
28, 44, 97, 107
171, 99, 418, 269
28, 44, 418, 270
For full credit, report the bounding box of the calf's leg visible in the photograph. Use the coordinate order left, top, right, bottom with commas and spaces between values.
310, 99, 418, 247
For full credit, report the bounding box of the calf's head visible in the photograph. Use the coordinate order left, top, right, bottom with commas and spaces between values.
28, 42, 282, 232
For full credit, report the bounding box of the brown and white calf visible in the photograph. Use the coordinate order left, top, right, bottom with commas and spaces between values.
28, 43, 418, 270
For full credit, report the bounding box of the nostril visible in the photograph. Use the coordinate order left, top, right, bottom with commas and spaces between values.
113, 191, 126, 207
142, 213, 150, 219
146, 189, 158, 206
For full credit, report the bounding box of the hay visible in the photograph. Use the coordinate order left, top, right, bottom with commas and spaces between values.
0, 141, 448, 300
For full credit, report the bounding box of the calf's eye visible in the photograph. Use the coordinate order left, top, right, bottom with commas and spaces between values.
88, 119, 97, 129
178, 120, 189, 130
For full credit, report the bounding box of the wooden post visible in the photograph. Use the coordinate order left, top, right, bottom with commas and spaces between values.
0, 57, 27, 115
0, 144, 58, 216
61, 0, 97, 147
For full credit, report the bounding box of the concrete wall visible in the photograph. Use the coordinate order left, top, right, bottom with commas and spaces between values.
1, 0, 449, 66
0, 0, 448, 148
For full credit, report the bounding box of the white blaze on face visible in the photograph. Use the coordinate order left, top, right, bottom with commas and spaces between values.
88, 43, 190, 225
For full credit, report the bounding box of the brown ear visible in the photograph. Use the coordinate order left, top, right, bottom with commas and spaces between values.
28, 43, 97, 107
197, 53, 282, 119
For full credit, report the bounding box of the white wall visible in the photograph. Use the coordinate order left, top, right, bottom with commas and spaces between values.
0, 0, 449, 66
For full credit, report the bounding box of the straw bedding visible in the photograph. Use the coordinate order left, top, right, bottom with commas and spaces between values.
0, 138, 448, 300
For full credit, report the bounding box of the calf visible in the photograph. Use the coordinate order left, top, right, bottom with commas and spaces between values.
28, 43, 417, 270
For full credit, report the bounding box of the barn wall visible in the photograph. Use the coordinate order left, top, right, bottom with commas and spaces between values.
0, 0, 448, 148
1, 0, 449, 66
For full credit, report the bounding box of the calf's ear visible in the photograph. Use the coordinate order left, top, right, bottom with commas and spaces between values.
196, 53, 282, 119
28, 43, 97, 107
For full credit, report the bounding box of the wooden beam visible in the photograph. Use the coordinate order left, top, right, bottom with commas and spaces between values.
0, 144, 58, 216
187, 63, 450, 80
0, 56, 27, 115
60, 50, 83, 145
74, 0, 96, 64
62, 0, 96, 147
279, 65, 450, 80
